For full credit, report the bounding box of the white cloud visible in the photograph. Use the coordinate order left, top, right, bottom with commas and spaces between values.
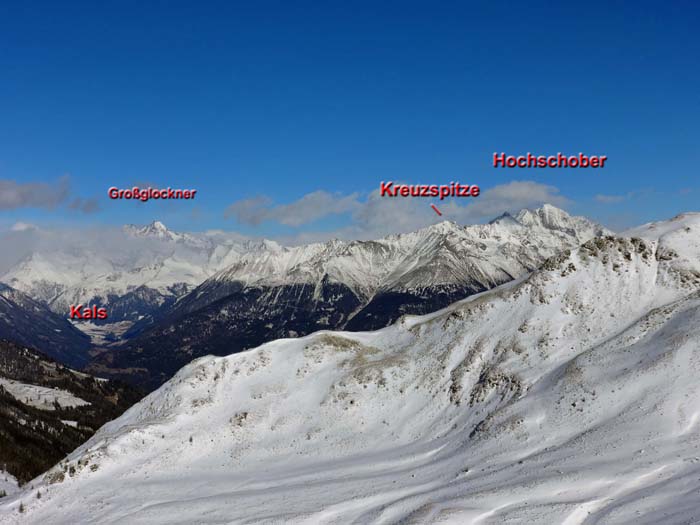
10, 222, 39, 232
225, 191, 362, 227
443, 181, 570, 222
595, 194, 626, 204
0, 175, 70, 210
239, 181, 573, 244
68, 197, 101, 214
0, 175, 100, 214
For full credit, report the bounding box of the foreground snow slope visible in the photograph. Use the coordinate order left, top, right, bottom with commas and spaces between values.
3, 213, 700, 524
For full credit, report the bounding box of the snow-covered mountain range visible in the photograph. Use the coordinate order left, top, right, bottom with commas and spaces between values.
1, 222, 263, 323
84, 205, 610, 388
3, 211, 699, 523
190, 204, 605, 312
3, 206, 605, 327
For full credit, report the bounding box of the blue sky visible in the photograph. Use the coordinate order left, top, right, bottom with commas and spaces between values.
0, 1, 698, 240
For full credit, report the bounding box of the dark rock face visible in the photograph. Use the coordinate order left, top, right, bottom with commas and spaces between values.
0, 284, 92, 368
81, 285, 186, 326
344, 284, 492, 331
91, 279, 363, 390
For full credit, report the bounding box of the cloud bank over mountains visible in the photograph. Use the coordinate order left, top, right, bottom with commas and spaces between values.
0, 180, 574, 257
225, 190, 362, 226
227, 180, 571, 243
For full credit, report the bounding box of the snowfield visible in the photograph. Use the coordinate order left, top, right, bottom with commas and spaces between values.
0, 379, 90, 410
2, 213, 700, 524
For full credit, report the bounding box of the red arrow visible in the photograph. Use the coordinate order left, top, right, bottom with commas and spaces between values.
431, 204, 442, 216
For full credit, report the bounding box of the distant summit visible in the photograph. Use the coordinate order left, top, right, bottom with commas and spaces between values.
515, 204, 605, 241
124, 220, 176, 240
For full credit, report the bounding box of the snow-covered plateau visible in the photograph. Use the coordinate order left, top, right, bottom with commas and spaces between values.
2, 212, 700, 523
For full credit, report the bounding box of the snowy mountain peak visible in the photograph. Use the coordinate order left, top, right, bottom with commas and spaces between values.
150, 220, 168, 232
515, 204, 609, 240
182, 204, 610, 317
486, 205, 604, 237
124, 220, 172, 239
516, 203, 569, 225
425, 220, 462, 235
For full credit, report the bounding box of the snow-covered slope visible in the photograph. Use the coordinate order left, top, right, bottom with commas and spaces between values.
4, 212, 699, 524
0, 472, 19, 498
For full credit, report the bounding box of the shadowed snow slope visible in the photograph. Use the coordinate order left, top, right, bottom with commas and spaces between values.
3, 213, 700, 524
